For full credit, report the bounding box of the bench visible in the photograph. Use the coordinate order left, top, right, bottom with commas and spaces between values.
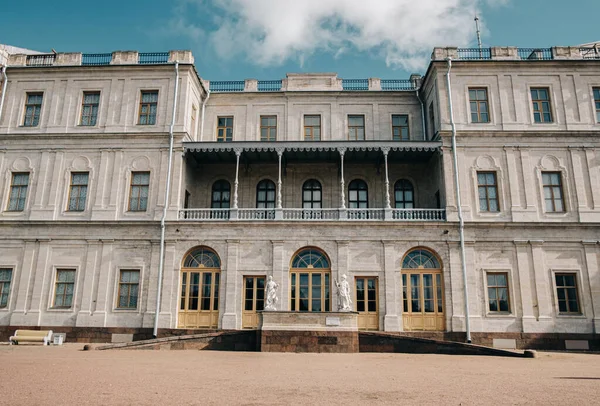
9, 330, 53, 345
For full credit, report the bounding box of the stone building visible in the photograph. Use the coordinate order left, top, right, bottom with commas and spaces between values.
0, 45, 598, 349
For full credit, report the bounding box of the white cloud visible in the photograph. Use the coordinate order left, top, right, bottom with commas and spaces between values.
174, 0, 509, 71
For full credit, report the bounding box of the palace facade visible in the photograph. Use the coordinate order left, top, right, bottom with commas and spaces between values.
0, 45, 599, 348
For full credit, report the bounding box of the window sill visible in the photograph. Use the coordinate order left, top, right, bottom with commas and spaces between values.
48, 307, 74, 312
485, 312, 515, 318
114, 308, 139, 312
556, 313, 586, 319
137, 123, 157, 126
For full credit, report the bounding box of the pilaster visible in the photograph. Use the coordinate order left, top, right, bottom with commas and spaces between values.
221, 240, 239, 329
382, 241, 401, 331
514, 239, 535, 330
76, 240, 102, 326
582, 241, 600, 333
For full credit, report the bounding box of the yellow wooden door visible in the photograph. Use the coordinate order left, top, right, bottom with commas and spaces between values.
402, 271, 444, 331
355, 277, 379, 330
242, 276, 265, 329
178, 270, 220, 329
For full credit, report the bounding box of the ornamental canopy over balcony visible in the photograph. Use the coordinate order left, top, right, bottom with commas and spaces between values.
183, 141, 441, 164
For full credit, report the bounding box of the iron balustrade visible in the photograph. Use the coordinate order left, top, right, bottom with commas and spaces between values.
26, 54, 56, 66
209, 81, 245, 92
518, 48, 553, 60
456, 48, 492, 60
257, 80, 282, 92
82, 53, 112, 65
342, 79, 369, 91
580, 47, 600, 59
381, 79, 417, 91
138, 52, 169, 64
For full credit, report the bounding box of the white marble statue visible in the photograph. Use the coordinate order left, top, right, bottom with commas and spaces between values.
335, 274, 352, 311
264, 275, 279, 311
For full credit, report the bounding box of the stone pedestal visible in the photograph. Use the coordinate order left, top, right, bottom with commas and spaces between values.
258, 311, 358, 352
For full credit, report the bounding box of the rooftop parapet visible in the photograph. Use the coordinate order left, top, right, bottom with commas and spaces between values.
432, 46, 600, 61
6, 50, 194, 67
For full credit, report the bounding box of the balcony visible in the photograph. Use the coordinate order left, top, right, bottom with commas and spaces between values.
178, 208, 446, 222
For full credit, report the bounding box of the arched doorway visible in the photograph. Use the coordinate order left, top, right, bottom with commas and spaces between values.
401, 248, 445, 331
290, 247, 331, 312
178, 246, 220, 329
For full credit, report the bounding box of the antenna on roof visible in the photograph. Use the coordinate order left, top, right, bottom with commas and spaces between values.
474, 15, 482, 50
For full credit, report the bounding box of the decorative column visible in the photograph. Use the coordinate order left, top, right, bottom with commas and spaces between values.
338, 147, 347, 220
275, 148, 284, 220
382, 147, 392, 220
231, 148, 242, 220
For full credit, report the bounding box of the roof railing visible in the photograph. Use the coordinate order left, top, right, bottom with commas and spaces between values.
26, 54, 56, 66
82, 53, 112, 66
381, 79, 417, 91
456, 48, 492, 60
138, 52, 169, 64
342, 79, 369, 91
517, 48, 553, 60
209, 80, 246, 92
257, 80, 282, 92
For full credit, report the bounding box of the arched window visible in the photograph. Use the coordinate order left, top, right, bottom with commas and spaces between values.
402, 249, 440, 269
394, 179, 414, 208
179, 246, 221, 329
348, 179, 368, 208
211, 180, 230, 209
290, 248, 331, 312
256, 179, 276, 208
302, 179, 322, 209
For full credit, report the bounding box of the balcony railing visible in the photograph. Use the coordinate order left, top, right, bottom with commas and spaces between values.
26, 54, 56, 66
392, 208, 446, 221
580, 47, 600, 59
342, 79, 369, 91
138, 52, 170, 64
178, 208, 446, 221
209, 81, 246, 92
517, 48, 553, 60
381, 79, 418, 91
456, 48, 492, 60
82, 53, 112, 65
257, 80, 283, 92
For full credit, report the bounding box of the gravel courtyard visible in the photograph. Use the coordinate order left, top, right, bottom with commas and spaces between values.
1, 344, 599, 405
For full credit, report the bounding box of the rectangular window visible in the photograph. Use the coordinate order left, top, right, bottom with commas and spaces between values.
304, 115, 321, 141
80, 92, 100, 126
217, 116, 233, 142
0, 268, 13, 308
117, 270, 140, 309
542, 172, 564, 212
24, 92, 43, 127
7, 173, 29, 212
138, 90, 158, 125
53, 269, 76, 308
469, 88, 490, 123
593, 87, 600, 123
68, 172, 89, 212
348, 115, 365, 140
428, 103, 435, 139
487, 273, 510, 312
260, 115, 277, 141
129, 171, 150, 211
392, 115, 409, 140
477, 172, 499, 212
531, 87, 553, 123
555, 273, 580, 314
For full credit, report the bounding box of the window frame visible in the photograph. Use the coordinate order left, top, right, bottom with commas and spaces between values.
593, 87, 600, 124
138, 90, 159, 125
128, 171, 150, 212
260, 115, 277, 142
348, 115, 365, 140
391, 114, 409, 141
477, 171, 500, 213
211, 179, 231, 209
116, 269, 140, 310
552, 271, 582, 316
67, 172, 90, 212
348, 179, 369, 209
23, 92, 43, 127
0, 268, 13, 309
394, 179, 414, 209
468, 87, 490, 123
80, 91, 101, 126
302, 179, 322, 209
7, 172, 30, 212
216, 116, 234, 142
52, 268, 76, 309
541, 171, 565, 213
530, 87, 554, 123
304, 115, 321, 141
485, 272, 511, 314
256, 179, 276, 209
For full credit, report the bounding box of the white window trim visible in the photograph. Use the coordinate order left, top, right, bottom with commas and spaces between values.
465, 85, 493, 125
527, 84, 558, 125
77, 90, 102, 127
471, 155, 506, 217
481, 268, 515, 317
550, 269, 585, 318
0, 266, 15, 311
48, 266, 78, 311
113, 267, 143, 312
535, 155, 571, 216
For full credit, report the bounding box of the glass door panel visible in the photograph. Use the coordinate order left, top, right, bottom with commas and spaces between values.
242, 276, 266, 329
402, 271, 444, 331
355, 277, 379, 331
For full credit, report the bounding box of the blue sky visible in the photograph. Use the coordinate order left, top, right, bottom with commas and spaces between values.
1, 0, 599, 80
